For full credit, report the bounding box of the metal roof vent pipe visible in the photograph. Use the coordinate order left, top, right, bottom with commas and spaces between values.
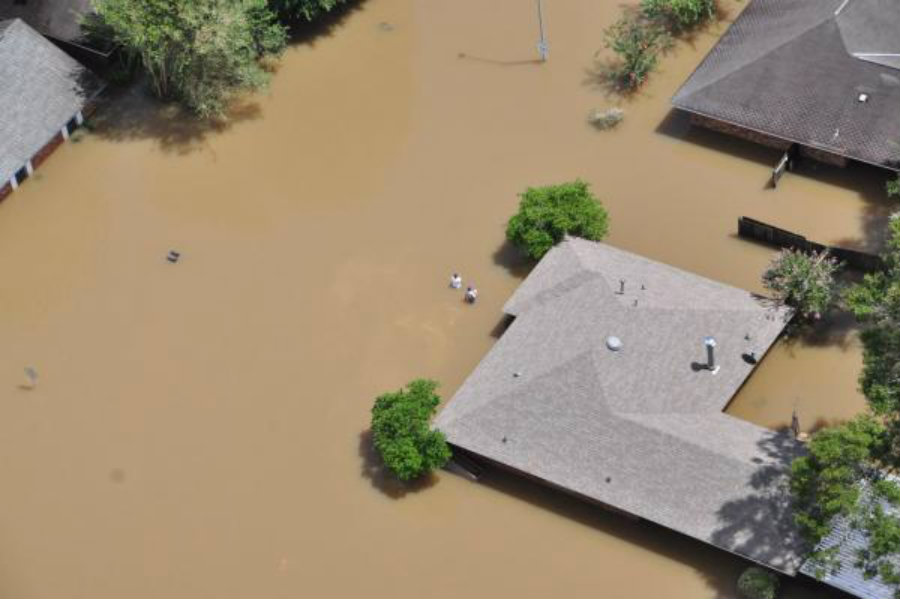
704, 337, 720, 374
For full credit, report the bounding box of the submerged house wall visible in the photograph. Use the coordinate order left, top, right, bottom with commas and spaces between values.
689, 114, 849, 168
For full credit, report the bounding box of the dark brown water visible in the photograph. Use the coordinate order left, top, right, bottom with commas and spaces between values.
0, 0, 883, 596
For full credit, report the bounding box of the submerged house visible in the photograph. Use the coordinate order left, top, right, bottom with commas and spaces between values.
436, 238, 805, 574
672, 0, 900, 171
0, 18, 104, 200
0, 0, 113, 64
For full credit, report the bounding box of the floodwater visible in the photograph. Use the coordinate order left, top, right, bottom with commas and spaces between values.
0, 0, 886, 596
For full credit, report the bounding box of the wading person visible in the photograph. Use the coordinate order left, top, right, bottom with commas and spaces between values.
450, 273, 462, 289
465, 286, 478, 304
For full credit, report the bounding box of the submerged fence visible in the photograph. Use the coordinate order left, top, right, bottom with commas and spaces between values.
738, 216, 884, 273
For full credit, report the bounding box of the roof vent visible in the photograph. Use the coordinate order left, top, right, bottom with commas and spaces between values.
858, 92, 869, 103
606, 336, 623, 351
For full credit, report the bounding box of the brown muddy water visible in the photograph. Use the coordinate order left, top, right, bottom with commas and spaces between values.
0, 0, 887, 596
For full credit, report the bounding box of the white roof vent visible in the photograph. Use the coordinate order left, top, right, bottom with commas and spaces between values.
606, 336, 623, 351
858, 92, 869, 103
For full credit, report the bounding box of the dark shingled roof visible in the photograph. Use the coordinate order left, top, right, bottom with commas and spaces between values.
672, 0, 900, 170
0, 0, 92, 44
0, 18, 104, 184
436, 238, 805, 574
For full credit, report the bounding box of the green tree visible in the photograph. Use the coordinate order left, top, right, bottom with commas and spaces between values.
268, 0, 348, 21
641, 0, 716, 32
506, 180, 610, 260
602, 13, 669, 91
736, 567, 779, 599
847, 216, 900, 428
762, 248, 840, 320
791, 415, 888, 546
371, 379, 451, 481
91, 0, 287, 118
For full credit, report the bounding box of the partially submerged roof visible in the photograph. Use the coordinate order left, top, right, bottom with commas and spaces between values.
672, 0, 900, 170
436, 238, 804, 574
0, 0, 92, 45
0, 18, 104, 184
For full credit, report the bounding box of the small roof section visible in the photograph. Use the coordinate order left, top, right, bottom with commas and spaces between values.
672, 0, 900, 170
436, 238, 804, 574
0, 0, 92, 45
0, 18, 104, 184
799, 480, 900, 599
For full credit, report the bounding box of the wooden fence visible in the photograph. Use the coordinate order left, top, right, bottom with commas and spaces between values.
738, 216, 884, 273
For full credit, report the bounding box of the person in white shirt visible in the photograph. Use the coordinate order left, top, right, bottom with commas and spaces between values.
465, 286, 478, 304
450, 273, 462, 289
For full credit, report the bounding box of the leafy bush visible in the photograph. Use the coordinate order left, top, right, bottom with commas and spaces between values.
737, 567, 779, 599
371, 379, 451, 481
642, 0, 716, 32
587, 107, 625, 130
506, 180, 610, 260
602, 13, 670, 91
762, 248, 840, 320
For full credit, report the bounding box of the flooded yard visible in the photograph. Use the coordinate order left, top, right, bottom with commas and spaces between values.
0, 0, 886, 596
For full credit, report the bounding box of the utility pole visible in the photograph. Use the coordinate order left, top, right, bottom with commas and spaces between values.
536, 0, 548, 61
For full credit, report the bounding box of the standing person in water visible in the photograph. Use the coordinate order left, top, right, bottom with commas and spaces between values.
450, 273, 462, 289
465, 286, 478, 304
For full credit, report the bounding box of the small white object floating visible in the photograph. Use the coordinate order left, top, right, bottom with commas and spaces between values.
23, 366, 37, 389
606, 336, 623, 352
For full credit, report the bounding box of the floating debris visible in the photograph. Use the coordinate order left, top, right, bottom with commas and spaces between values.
378, 21, 394, 32
167, 250, 181, 263
588, 107, 625, 130
23, 366, 37, 389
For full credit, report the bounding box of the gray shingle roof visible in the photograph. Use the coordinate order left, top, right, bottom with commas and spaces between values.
0, 0, 92, 44
436, 238, 804, 574
672, 0, 900, 170
0, 18, 103, 185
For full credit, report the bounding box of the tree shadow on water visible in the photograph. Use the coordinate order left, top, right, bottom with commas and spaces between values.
357, 429, 438, 499
493, 239, 534, 279
286, 0, 368, 47
89, 84, 262, 155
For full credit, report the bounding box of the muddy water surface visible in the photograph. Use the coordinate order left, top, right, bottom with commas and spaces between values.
0, 0, 886, 596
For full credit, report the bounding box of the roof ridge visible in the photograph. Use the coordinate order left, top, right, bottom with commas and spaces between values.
675, 2, 839, 103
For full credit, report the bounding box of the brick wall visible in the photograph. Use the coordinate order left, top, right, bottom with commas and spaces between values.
690, 114, 792, 151
30, 132, 65, 169
689, 114, 849, 168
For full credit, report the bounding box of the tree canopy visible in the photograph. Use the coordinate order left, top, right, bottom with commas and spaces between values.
370, 379, 451, 481
791, 215, 900, 596
506, 180, 610, 260
762, 248, 840, 320
91, 0, 287, 118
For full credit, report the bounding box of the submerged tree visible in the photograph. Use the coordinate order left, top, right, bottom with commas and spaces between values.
601, 13, 670, 92
762, 248, 840, 320
91, 0, 287, 118
506, 180, 610, 260
370, 379, 451, 481
641, 0, 716, 32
